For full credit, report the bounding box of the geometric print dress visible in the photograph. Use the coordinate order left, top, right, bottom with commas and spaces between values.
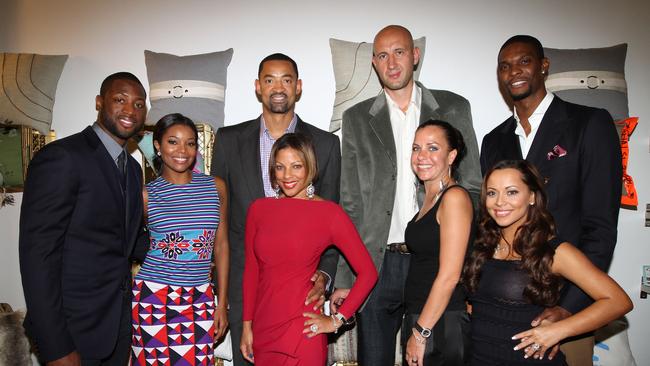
131, 172, 220, 365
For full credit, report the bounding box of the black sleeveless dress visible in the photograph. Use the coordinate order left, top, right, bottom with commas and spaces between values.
402, 186, 473, 366
469, 238, 567, 365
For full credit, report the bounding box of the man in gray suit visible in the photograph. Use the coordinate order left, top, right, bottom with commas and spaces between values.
211, 53, 341, 365
330, 25, 481, 365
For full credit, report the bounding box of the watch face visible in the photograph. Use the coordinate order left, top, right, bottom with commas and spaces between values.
421, 328, 432, 338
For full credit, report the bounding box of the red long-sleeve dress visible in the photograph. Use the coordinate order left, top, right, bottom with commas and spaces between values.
243, 198, 377, 365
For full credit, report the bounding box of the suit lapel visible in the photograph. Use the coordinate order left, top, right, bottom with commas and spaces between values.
418, 82, 442, 124
239, 118, 265, 199
368, 93, 396, 169
295, 117, 313, 140
83, 127, 125, 209
500, 117, 524, 160
526, 97, 569, 169
82, 127, 128, 252
124, 158, 142, 256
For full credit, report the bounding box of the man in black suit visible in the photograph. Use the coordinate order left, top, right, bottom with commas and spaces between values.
210, 53, 341, 366
480, 35, 622, 365
19, 72, 147, 366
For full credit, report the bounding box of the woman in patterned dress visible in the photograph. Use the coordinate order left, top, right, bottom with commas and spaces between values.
131, 113, 229, 365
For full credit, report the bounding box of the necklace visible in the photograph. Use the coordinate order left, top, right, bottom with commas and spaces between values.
495, 233, 511, 254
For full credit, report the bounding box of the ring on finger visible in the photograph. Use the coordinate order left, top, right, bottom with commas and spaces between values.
531, 343, 541, 351
310, 324, 318, 333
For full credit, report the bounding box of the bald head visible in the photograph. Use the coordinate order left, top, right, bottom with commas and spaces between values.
374, 25, 415, 53
372, 25, 419, 93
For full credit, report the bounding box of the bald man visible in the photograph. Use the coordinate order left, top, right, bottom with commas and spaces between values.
332, 25, 481, 365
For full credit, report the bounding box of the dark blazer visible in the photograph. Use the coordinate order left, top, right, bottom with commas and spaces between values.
480, 96, 622, 313
336, 82, 482, 288
19, 126, 144, 362
210, 116, 341, 365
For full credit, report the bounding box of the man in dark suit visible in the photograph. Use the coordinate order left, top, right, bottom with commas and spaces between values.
19, 72, 147, 366
210, 53, 341, 366
480, 35, 622, 365
331, 25, 482, 365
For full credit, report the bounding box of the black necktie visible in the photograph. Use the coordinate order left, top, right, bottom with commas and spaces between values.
117, 151, 126, 189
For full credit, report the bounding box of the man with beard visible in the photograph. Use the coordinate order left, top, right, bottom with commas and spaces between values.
20, 72, 148, 365
331, 25, 481, 365
211, 53, 340, 365
480, 35, 622, 365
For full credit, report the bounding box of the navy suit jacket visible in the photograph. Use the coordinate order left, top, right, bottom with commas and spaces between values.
480, 96, 622, 313
19, 126, 145, 361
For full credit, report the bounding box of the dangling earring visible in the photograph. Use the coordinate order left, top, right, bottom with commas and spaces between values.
273, 185, 281, 199
439, 165, 450, 192
306, 182, 315, 199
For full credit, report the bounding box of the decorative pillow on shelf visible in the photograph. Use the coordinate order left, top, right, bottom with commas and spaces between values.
328, 37, 426, 132
144, 49, 233, 131
0, 53, 68, 134
544, 43, 637, 208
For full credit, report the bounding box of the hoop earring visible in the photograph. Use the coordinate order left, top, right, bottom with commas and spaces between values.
306, 183, 315, 199
273, 185, 281, 199
157, 151, 161, 156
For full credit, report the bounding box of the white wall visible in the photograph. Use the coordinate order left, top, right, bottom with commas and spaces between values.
2, 0, 649, 362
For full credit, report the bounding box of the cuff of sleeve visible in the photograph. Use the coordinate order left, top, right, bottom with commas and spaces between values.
318, 270, 333, 294
34, 334, 76, 363
559, 289, 592, 315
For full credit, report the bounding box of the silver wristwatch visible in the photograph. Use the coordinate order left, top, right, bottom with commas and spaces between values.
414, 322, 432, 338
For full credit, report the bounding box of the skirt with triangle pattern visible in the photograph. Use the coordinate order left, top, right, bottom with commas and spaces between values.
131, 279, 215, 365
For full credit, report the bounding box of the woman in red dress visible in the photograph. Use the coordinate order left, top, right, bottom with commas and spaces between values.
240, 133, 377, 365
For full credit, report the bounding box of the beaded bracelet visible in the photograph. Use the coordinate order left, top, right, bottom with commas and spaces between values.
411, 329, 426, 345
331, 314, 344, 334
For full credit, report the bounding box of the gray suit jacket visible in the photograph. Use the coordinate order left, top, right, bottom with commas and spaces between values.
335, 82, 481, 288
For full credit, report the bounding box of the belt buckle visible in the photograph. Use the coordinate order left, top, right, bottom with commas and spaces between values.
387, 242, 409, 254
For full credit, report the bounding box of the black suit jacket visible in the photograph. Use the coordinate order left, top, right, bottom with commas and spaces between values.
480, 96, 622, 313
211, 117, 341, 294
19, 126, 144, 362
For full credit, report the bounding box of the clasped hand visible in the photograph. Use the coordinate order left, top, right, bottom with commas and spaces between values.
512, 306, 570, 360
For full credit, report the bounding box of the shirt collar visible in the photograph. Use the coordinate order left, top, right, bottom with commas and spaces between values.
513, 91, 554, 126
385, 84, 422, 115
260, 113, 298, 137
92, 122, 125, 161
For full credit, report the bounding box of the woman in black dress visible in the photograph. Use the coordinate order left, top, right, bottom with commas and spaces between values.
464, 160, 632, 365
402, 120, 474, 366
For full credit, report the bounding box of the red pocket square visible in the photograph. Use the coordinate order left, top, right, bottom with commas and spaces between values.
547, 145, 568, 160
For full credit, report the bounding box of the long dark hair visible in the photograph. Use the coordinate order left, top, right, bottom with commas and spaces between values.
152, 113, 198, 173
463, 160, 562, 306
